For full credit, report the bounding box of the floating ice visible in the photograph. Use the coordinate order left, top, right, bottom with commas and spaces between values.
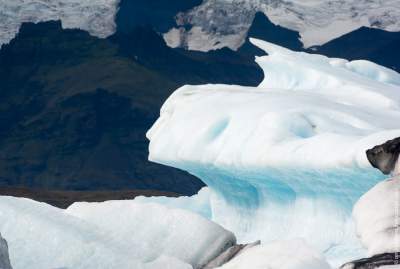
147, 38, 400, 266
216, 239, 331, 269
0, 196, 234, 269
353, 176, 400, 256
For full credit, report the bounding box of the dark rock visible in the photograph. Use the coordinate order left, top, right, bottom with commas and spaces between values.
340, 252, 400, 269
366, 137, 400, 175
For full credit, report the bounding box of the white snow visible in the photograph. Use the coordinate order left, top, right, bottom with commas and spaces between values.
0, 0, 120, 46
216, 239, 331, 269
353, 176, 400, 256
0, 196, 234, 269
166, 0, 400, 51
147, 38, 400, 266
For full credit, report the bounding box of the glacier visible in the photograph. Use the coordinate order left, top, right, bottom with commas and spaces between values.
0, 0, 120, 46
165, 0, 400, 51
147, 38, 400, 266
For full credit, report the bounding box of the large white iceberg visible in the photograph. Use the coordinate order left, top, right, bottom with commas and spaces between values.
147, 38, 400, 266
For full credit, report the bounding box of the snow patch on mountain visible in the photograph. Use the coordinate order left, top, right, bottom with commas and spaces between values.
0, 0, 120, 46
165, 0, 400, 51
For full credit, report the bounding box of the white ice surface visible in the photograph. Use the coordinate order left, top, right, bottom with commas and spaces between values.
353, 176, 400, 256
0, 195, 234, 269
217, 239, 331, 269
147, 38, 400, 266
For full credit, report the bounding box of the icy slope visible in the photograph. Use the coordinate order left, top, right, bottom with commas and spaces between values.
165, 0, 400, 51
353, 176, 400, 256
147, 38, 400, 266
0, 196, 234, 269
0, 0, 119, 46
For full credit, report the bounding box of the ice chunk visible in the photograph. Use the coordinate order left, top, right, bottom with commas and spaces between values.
216, 239, 331, 269
147, 39, 400, 266
66, 200, 236, 269
0, 195, 233, 269
353, 177, 400, 256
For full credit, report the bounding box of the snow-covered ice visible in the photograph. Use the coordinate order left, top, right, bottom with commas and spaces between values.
216, 239, 331, 269
353, 176, 400, 256
147, 38, 400, 266
0, 196, 234, 269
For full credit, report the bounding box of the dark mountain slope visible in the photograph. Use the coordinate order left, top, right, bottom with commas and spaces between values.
0, 20, 263, 194
110, 25, 263, 85
240, 12, 303, 56
310, 27, 400, 72
116, 0, 202, 34
0, 21, 204, 193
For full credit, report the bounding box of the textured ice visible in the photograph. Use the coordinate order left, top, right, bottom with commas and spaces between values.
0, 196, 234, 269
147, 38, 400, 266
353, 176, 400, 256
66, 200, 236, 269
217, 239, 331, 269
0, 0, 120, 46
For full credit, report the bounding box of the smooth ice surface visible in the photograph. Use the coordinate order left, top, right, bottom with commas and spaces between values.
0, 196, 234, 269
0, 0, 120, 46
216, 239, 331, 269
66, 200, 236, 269
147, 38, 400, 266
353, 176, 400, 256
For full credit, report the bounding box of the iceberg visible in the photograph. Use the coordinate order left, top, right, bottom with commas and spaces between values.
147, 38, 400, 266
216, 239, 331, 269
0, 196, 234, 269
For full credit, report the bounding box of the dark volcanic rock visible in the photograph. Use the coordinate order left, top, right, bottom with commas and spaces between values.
0, 234, 12, 269
340, 253, 400, 269
366, 137, 400, 175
